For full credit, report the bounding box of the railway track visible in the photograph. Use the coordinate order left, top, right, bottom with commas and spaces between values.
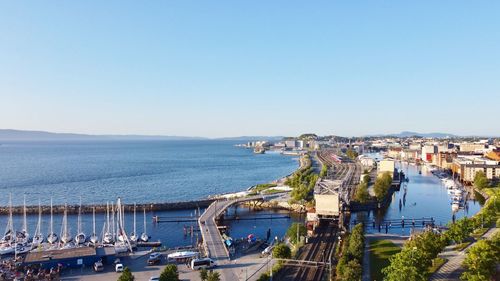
276, 221, 338, 281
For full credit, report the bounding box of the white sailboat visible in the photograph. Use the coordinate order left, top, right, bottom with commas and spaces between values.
140, 207, 149, 242
32, 200, 44, 246
17, 195, 29, 243
60, 203, 72, 244
75, 200, 86, 244
103, 202, 114, 244
129, 203, 138, 243
114, 198, 130, 253
0, 194, 15, 255
89, 206, 99, 244
47, 198, 58, 244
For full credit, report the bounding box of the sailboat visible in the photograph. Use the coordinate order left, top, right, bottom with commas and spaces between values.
32, 200, 44, 246
47, 198, 58, 244
103, 202, 114, 244
89, 206, 99, 244
17, 195, 29, 244
2, 194, 14, 243
114, 198, 129, 253
0, 194, 15, 255
129, 203, 138, 243
75, 199, 86, 244
140, 207, 149, 242
60, 203, 72, 244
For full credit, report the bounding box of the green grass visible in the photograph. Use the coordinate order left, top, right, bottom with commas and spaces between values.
428, 257, 446, 274
453, 242, 471, 251
263, 188, 283, 194
253, 183, 278, 192
471, 228, 489, 239
369, 239, 401, 281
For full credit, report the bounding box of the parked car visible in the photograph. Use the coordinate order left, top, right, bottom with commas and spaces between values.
93, 261, 104, 272
115, 263, 124, 272
147, 252, 162, 265
149, 277, 160, 281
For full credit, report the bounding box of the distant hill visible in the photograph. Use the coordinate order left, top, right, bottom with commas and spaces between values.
0, 129, 207, 141
216, 136, 285, 141
366, 131, 459, 138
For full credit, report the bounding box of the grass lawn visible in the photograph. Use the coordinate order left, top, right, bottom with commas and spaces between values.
453, 242, 471, 251
369, 239, 401, 281
471, 228, 489, 239
428, 257, 446, 274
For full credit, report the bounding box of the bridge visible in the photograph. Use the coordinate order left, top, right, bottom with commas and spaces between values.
198, 195, 265, 261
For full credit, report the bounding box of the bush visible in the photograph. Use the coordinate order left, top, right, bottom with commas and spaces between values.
382, 247, 428, 281
445, 217, 474, 244
272, 243, 292, 259
461, 232, 499, 281
474, 171, 489, 189
160, 264, 179, 281
207, 270, 221, 281
118, 267, 134, 281
336, 223, 364, 280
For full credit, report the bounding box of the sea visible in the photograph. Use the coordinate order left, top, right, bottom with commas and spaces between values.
0, 140, 301, 247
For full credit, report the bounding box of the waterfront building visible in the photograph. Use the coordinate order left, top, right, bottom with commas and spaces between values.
421, 145, 437, 162
285, 140, 296, 148
452, 157, 500, 183
358, 155, 375, 167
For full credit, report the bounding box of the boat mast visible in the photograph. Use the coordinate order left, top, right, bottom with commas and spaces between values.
106, 202, 110, 234
77, 198, 82, 234
133, 203, 136, 235
50, 197, 54, 236
111, 202, 115, 240
143, 207, 147, 236
35, 199, 42, 237
4, 194, 13, 239
22, 194, 28, 235
93, 206, 96, 236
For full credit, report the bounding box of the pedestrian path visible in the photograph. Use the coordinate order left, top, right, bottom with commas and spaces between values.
430, 227, 498, 281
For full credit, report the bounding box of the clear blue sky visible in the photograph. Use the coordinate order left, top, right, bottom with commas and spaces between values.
1, 1, 499, 137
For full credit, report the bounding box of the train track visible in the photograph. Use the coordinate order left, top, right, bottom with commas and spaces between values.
276, 221, 338, 281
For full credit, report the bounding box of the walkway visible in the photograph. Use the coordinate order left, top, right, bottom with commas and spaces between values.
430, 227, 498, 281
198, 195, 264, 281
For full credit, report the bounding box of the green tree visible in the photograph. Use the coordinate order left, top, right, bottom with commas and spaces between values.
474, 171, 489, 189
207, 271, 221, 281
461, 233, 500, 281
405, 230, 446, 262
346, 149, 359, 160
342, 259, 362, 281
117, 267, 134, 281
272, 243, 292, 259
199, 268, 208, 281
346, 224, 365, 261
320, 165, 328, 178
446, 217, 473, 244
382, 247, 428, 281
374, 172, 392, 201
363, 174, 370, 184
354, 182, 370, 203
286, 223, 307, 245
159, 264, 179, 281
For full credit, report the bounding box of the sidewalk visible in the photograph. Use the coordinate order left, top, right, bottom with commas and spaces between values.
430, 227, 498, 281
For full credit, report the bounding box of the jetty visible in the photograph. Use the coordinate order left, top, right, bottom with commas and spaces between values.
0, 199, 215, 215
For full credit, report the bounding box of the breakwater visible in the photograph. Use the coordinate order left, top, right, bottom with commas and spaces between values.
0, 199, 215, 215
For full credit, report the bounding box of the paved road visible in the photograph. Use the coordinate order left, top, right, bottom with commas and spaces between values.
430, 227, 498, 281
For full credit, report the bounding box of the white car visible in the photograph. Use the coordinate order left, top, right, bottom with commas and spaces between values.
149, 277, 160, 281
115, 263, 124, 272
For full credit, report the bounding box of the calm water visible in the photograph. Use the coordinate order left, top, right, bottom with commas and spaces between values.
0, 140, 299, 247
0, 140, 298, 205
352, 162, 482, 235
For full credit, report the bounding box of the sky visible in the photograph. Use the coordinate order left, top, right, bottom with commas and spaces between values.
1, 1, 499, 138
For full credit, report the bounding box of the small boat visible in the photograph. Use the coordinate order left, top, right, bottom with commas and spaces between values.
75, 200, 86, 244
60, 203, 73, 244
140, 208, 149, 242
47, 198, 58, 244
89, 206, 99, 244
32, 200, 44, 247
129, 203, 138, 243
103, 202, 114, 244
0, 245, 14, 255
2, 194, 14, 244
167, 251, 199, 260
18, 195, 30, 244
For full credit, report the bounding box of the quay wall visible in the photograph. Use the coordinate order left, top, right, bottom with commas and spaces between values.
0, 199, 215, 215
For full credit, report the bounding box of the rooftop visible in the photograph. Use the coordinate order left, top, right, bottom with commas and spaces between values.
24, 247, 96, 263
314, 179, 342, 195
